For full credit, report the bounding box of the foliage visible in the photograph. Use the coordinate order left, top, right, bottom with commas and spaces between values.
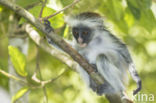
8, 46, 27, 77
12, 87, 29, 103
0, 0, 156, 103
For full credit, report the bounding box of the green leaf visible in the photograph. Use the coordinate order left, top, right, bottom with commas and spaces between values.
43, 7, 64, 28
29, 6, 64, 28
137, 0, 152, 9
127, 0, 141, 19
8, 46, 27, 77
28, 5, 42, 18
12, 87, 29, 103
124, 8, 135, 28
16, 0, 40, 7
139, 9, 156, 33
60, 0, 74, 7
63, 25, 69, 38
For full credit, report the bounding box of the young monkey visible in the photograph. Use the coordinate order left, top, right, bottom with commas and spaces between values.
65, 12, 141, 96
45, 12, 141, 102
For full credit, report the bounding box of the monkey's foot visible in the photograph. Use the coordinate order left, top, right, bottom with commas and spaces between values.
96, 83, 114, 95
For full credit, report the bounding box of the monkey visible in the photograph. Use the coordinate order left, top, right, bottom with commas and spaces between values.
65, 12, 141, 96
44, 12, 141, 99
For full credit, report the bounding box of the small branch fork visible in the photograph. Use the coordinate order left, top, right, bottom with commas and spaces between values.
0, 67, 68, 89
39, 0, 80, 21
32, 68, 69, 87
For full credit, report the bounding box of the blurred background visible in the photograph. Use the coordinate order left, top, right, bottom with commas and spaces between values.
0, 0, 156, 103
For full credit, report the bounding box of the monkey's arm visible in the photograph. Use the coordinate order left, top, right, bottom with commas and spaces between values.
96, 54, 125, 94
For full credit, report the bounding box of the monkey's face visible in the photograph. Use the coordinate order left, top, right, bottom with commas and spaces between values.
72, 25, 92, 47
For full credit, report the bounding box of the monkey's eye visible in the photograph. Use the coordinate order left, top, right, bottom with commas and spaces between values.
73, 31, 78, 35
83, 31, 88, 35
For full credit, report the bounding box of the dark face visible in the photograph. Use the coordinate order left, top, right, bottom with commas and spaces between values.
72, 25, 92, 47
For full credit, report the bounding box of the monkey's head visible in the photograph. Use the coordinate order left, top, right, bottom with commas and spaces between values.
66, 12, 104, 47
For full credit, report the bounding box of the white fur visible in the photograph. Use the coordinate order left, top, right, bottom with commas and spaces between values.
66, 15, 131, 94
73, 30, 129, 93
65, 16, 103, 29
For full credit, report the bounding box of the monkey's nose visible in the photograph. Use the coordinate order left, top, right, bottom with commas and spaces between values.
78, 37, 83, 43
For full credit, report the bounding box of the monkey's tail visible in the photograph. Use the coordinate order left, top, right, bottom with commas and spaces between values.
129, 63, 142, 95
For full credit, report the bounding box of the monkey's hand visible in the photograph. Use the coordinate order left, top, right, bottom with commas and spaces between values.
44, 19, 54, 33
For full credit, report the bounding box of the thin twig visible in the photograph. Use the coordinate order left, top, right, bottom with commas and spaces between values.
39, 0, 47, 18
42, 0, 80, 20
36, 47, 48, 103
32, 67, 69, 87
0, 69, 26, 84
31, 47, 69, 102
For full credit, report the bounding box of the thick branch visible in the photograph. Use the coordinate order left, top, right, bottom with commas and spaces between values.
0, 0, 104, 85
25, 24, 78, 71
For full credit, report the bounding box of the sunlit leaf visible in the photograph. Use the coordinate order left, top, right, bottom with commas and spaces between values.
0, 7, 2, 12
12, 87, 29, 103
43, 7, 64, 28
8, 46, 27, 77
29, 6, 64, 28
124, 8, 134, 28
29, 5, 42, 18
63, 25, 70, 39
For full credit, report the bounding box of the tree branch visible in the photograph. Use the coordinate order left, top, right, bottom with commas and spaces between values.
42, 0, 81, 20
39, 0, 47, 18
32, 68, 69, 87
25, 24, 78, 71
0, 0, 104, 84
0, 69, 26, 84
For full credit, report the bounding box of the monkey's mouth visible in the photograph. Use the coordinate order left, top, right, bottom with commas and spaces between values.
78, 43, 87, 47
77, 37, 87, 47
